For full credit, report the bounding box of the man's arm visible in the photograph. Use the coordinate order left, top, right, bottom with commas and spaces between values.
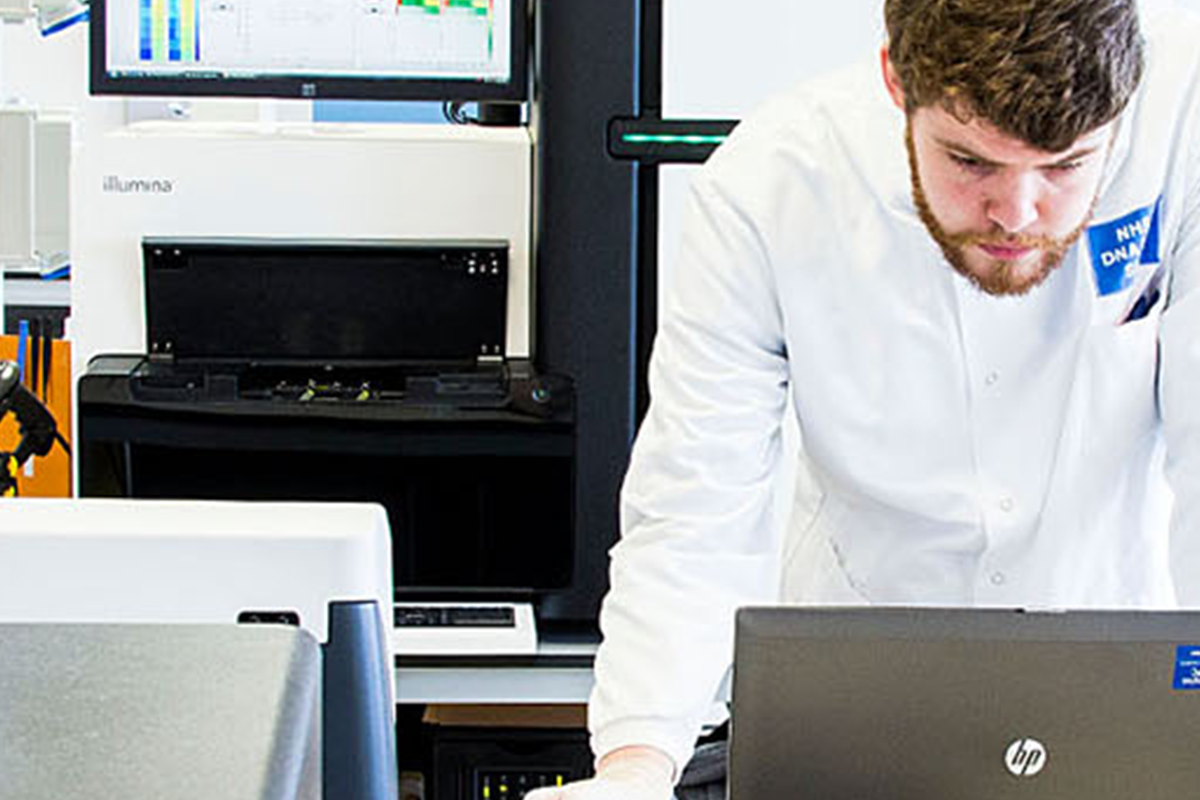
540, 124, 808, 800
530, 160, 794, 797
589, 166, 793, 770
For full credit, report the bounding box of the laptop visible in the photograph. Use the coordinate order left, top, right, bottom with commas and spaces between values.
729, 607, 1200, 799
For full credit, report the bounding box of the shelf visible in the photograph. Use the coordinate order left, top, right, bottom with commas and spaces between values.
395, 639, 597, 704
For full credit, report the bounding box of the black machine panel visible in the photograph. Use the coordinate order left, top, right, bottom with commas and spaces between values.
143, 238, 508, 363
79, 237, 576, 600
86, 428, 575, 593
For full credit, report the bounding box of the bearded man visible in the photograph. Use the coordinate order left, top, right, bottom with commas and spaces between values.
530, 1, 1200, 798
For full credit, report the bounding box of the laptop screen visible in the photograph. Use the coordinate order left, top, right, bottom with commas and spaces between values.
730, 607, 1200, 800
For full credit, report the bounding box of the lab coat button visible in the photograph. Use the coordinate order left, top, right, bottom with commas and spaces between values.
999, 497, 1015, 513
985, 371, 1000, 387
990, 572, 1006, 586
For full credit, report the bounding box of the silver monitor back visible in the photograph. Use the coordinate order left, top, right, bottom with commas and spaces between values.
0, 624, 321, 800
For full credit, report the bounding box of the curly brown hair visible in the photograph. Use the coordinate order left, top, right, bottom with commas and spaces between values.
885, 0, 1144, 152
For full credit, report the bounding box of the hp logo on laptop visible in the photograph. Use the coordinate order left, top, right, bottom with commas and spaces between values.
1005, 738, 1048, 777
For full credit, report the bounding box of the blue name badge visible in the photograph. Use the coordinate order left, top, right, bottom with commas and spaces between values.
1173, 646, 1200, 690
1086, 197, 1162, 297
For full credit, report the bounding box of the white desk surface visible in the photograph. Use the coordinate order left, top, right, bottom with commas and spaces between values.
394, 638, 597, 704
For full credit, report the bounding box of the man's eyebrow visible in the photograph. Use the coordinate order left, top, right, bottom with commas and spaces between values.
1045, 144, 1103, 166
933, 136, 1103, 167
933, 137, 1002, 166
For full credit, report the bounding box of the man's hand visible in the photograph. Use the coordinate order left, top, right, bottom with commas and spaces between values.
524, 745, 676, 800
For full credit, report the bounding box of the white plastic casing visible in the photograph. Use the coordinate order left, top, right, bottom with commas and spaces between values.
71, 122, 533, 379
0, 497, 393, 652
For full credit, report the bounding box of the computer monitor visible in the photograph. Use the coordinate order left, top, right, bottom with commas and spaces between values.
0, 497, 397, 800
89, 0, 529, 101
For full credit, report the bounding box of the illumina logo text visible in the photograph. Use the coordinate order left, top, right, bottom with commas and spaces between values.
1005, 738, 1048, 777
102, 175, 175, 195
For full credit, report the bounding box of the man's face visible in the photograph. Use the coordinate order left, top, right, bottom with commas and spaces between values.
905, 104, 1113, 296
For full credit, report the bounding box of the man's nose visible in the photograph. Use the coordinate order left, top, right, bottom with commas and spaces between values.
985, 172, 1041, 234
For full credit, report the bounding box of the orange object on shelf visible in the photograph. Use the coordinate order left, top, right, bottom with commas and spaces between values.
0, 335, 72, 498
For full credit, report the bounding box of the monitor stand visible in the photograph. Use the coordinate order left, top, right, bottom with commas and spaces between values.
393, 601, 538, 656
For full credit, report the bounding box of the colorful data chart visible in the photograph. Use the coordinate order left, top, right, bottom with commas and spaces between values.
139, 0, 199, 63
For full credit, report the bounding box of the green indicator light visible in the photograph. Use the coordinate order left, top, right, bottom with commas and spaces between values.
622, 133, 729, 146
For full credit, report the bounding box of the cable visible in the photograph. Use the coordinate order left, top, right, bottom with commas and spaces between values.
39, 3, 88, 36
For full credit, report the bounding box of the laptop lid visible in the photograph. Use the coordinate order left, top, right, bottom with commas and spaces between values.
730, 607, 1200, 800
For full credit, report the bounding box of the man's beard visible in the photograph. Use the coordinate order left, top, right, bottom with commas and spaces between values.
905, 122, 1092, 297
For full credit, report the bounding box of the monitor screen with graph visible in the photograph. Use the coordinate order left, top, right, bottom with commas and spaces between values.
90, 0, 528, 101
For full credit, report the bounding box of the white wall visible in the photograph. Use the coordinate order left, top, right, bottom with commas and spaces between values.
1, 20, 128, 156
662, 0, 884, 120
3, 21, 87, 106
659, 0, 880, 308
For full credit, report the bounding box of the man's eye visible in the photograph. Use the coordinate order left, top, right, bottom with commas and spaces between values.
1047, 161, 1084, 173
950, 153, 991, 173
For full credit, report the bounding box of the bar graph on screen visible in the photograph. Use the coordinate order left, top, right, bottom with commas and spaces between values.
394, 0, 495, 66
139, 0, 199, 63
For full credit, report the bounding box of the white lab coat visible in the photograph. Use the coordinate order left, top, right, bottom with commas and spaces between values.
590, 8, 1200, 773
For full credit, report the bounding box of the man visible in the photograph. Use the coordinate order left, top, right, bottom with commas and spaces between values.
530, 1, 1200, 798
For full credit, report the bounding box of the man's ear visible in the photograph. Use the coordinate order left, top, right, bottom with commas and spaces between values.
881, 45, 906, 110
